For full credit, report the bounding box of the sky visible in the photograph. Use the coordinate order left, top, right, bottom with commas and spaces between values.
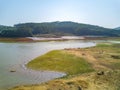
0, 0, 120, 28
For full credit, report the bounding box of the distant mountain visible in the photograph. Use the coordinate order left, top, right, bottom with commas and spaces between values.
114, 27, 120, 30
0, 21, 120, 37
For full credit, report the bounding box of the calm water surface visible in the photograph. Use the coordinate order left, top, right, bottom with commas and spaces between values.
0, 40, 96, 89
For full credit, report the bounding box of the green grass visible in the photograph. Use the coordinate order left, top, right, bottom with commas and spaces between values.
27, 50, 94, 75
96, 43, 111, 47
95, 43, 120, 53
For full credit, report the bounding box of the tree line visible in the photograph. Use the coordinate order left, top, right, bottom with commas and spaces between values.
0, 21, 120, 37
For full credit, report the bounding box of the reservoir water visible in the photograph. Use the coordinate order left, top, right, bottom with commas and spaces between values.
0, 40, 96, 89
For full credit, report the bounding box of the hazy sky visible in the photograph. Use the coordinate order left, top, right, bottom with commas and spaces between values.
0, 0, 120, 28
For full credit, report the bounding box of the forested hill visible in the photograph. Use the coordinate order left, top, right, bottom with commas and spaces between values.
0, 21, 120, 37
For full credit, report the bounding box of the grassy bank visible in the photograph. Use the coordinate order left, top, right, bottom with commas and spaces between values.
11, 43, 120, 90
27, 50, 94, 75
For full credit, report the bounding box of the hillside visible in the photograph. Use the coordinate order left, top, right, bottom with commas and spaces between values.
0, 21, 120, 37
115, 27, 120, 30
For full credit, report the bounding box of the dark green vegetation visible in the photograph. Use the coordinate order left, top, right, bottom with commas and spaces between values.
0, 25, 32, 37
0, 21, 120, 37
27, 50, 94, 75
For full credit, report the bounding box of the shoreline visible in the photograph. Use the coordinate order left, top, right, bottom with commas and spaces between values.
0, 39, 119, 90
10, 42, 120, 90
8, 41, 96, 90
0, 40, 96, 90
7, 56, 66, 88
0, 36, 84, 42
6, 61, 66, 90
0, 36, 119, 43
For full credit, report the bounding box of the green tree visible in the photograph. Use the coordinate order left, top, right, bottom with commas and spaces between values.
15, 26, 33, 37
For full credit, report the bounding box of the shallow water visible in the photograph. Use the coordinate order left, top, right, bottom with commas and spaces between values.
0, 40, 96, 89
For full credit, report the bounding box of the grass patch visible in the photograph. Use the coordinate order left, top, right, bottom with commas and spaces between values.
27, 50, 94, 75
96, 43, 111, 47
